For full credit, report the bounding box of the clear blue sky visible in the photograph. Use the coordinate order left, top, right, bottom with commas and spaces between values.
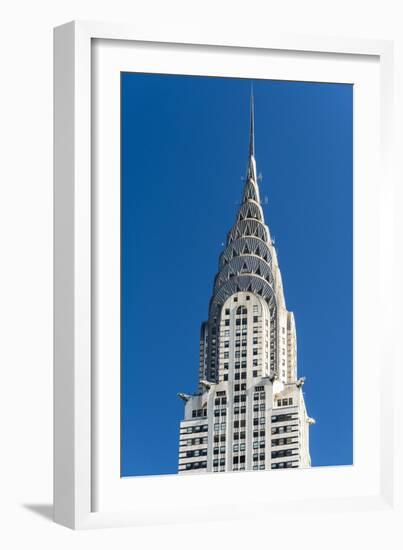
121, 73, 353, 477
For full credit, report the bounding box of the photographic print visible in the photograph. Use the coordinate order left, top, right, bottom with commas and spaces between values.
120, 74, 353, 477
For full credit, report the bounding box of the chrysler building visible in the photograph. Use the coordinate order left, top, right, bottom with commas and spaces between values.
178, 92, 314, 474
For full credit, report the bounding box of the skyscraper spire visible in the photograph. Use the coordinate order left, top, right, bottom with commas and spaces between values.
246, 86, 258, 184
243, 86, 260, 204
249, 85, 255, 159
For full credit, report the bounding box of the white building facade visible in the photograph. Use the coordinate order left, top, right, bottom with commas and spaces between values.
178, 95, 314, 474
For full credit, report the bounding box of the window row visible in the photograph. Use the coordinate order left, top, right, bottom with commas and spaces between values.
271, 437, 296, 447
234, 340, 247, 347
271, 461, 298, 469
213, 446, 226, 455
213, 422, 227, 431
192, 409, 208, 418
234, 361, 247, 369
252, 435, 266, 448
271, 448, 298, 459
184, 461, 207, 470
233, 419, 246, 428
184, 424, 208, 434
181, 436, 208, 446
253, 453, 265, 461
253, 417, 266, 425
214, 397, 227, 405
234, 394, 247, 403
235, 318, 248, 326
271, 413, 298, 423
277, 398, 293, 407
223, 316, 261, 327
271, 425, 297, 435
253, 392, 266, 401
185, 448, 208, 458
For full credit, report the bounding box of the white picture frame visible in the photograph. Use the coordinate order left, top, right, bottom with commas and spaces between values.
54, 20, 399, 531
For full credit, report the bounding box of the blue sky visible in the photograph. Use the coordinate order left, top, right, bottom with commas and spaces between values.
121, 73, 353, 477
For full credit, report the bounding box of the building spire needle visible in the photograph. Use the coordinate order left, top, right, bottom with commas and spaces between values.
247, 83, 257, 182
249, 83, 255, 159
